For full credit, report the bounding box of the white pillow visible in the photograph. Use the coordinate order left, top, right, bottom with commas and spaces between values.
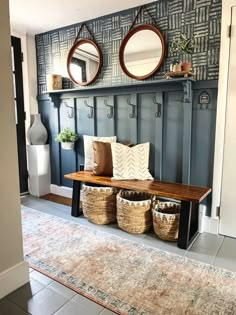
111, 142, 153, 180
83, 135, 117, 170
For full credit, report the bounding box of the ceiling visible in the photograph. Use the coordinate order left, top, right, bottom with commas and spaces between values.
9, 0, 155, 35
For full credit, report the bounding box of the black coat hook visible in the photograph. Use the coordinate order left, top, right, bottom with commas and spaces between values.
64, 101, 74, 118
104, 100, 113, 119
127, 98, 136, 119
84, 100, 94, 119
153, 96, 162, 118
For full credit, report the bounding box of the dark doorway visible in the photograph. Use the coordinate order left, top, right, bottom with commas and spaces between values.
11, 36, 28, 194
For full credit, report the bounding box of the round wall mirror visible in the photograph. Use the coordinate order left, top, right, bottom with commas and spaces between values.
67, 39, 102, 86
119, 25, 165, 80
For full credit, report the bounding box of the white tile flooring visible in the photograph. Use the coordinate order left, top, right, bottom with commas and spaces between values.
1, 195, 236, 315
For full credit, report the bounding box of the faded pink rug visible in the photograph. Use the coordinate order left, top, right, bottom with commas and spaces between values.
22, 206, 236, 315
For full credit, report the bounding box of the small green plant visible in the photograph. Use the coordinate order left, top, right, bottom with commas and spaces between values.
170, 33, 196, 55
55, 128, 79, 143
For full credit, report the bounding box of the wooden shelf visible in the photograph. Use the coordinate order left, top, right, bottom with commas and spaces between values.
42, 77, 196, 95
165, 71, 194, 79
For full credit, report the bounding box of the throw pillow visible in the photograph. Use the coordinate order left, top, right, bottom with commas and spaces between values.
111, 142, 154, 180
93, 141, 133, 176
93, 141, 113, 176
83, 135, 116, 170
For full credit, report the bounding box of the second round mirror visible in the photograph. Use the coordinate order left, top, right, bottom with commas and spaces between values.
119, 25, 165, 80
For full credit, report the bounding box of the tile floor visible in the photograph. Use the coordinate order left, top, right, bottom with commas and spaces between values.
1, 195, 236, 315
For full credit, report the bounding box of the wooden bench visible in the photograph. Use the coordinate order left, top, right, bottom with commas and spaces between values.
64, 171, 211, 250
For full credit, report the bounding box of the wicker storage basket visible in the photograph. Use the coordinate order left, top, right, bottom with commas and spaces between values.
82, 184, 118, 224
152, 201, 180, 241
116, 190, 153, 234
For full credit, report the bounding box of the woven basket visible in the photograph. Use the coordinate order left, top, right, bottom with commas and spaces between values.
152, 201, 180, 241
116, 190, 153, 234
82, 184, 118, 224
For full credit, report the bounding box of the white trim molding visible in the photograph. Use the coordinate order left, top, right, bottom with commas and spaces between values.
211, 0, 236, 218
50, 184, 73, 198
0, 261, 29, 299
199, 205, 219, 234
202, 217, 220, 235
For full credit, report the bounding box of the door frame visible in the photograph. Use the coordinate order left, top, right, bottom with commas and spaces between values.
11, 36, 28, 193
11, 30, 34, 141
211, 0, 236, 222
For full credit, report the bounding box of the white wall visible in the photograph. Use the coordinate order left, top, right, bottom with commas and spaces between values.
0, 0, 29, 298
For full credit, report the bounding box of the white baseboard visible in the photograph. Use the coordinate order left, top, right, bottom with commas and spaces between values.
198, 205, 219, 234
202, 216, 219, 234
0, 261, 29, 299
50, 184, 73, 198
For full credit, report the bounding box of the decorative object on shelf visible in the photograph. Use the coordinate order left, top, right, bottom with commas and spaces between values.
152, 200, 180, 241
116, 190, 153, 234
46, 74, 62, 91
55, 128, 78, 150
28, 113, 48, 145
67, 23, 102, 86
62, 77, 74, 89
82, 184, 118, 224
170, 33, 196, 72
119, 5, 165, 80
165, 70, 194, 79
170, 59, 181, 72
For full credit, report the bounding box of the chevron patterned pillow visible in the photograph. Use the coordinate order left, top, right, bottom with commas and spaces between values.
111, 142, 154, 180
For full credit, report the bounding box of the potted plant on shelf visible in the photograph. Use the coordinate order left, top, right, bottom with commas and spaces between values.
170, 33, 196, 72
55, 128, 79, 150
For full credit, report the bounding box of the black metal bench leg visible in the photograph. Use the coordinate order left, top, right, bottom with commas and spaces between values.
71, 180, 81, 217
177, 201, 199, 249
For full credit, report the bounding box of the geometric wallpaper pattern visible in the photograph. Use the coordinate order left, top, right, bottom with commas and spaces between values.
35, 0, 222, 95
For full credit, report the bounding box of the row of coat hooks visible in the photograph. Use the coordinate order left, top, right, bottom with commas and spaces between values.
64, 97, 162, 119
84, 99, 115, 119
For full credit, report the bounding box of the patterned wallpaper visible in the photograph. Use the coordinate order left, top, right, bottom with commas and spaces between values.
35, 0, 222, 94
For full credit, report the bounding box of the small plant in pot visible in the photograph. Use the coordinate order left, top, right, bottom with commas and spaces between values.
55, 128, 79, 150
170, 33, 196, 72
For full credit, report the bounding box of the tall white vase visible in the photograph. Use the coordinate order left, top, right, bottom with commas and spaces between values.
28, 114, 48, 145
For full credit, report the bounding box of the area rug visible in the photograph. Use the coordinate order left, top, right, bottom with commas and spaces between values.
22, 206, 236, 315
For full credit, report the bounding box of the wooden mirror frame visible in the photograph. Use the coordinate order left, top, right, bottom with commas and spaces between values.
67, 39, 102, 86
119, 24, 166, 80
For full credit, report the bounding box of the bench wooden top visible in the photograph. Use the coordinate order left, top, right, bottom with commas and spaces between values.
65, 171, 211, 203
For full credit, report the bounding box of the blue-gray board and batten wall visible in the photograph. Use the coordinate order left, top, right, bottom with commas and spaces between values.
36, 0, 222, 215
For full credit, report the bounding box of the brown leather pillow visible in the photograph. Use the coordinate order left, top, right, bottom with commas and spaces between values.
93, 141, 113, 176
93, 141, 133, 176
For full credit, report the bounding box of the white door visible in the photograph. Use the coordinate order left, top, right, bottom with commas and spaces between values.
220, 7, 236, 237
